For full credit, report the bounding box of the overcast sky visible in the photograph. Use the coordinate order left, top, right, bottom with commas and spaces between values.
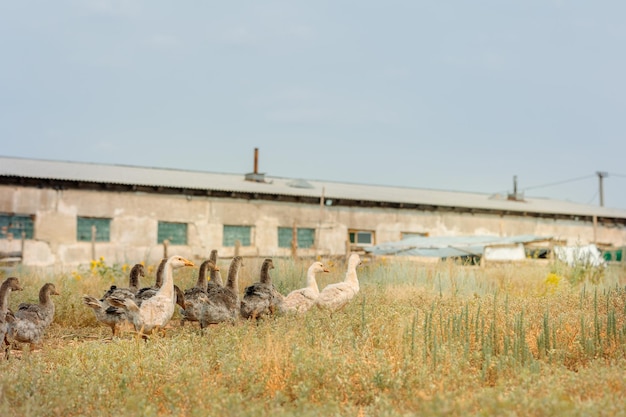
2, 1, 625, 209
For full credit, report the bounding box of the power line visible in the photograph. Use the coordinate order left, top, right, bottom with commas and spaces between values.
608, 172, 626, 178
522, 174, 595, 192
586, 190, 599, 205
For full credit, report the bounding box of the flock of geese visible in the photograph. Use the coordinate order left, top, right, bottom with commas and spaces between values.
0, 278, 59, 358
0, 251, 362, 357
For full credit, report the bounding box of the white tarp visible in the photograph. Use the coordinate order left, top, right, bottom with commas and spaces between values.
553, 244, 606, 267
484, 244, 526, 261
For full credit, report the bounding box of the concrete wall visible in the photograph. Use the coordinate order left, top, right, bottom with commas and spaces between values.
1, 185, 624, 267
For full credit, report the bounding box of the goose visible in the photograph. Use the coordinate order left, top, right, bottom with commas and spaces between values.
6, 282, 60, 350
1, 277, 23, 358
198, 256, 244, 328
82, 263, 145, 336
240, 258, 284, 320
106, 255, 194, 335
135, 258, 167, 301
180, 259, 220, 326
281, 261, 330, 314
135, 258, 186, 311
13, 282, 60, 328
207, 249, 224, 289
315, 253, 362, 312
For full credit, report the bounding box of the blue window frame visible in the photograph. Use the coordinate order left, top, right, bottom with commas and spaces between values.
158, 221, 188, 245
278, 227, 315, 248
77, 217, 111, 242
0, 214, 34, 239
349, 230, 374, 246
223, 225, 252, 247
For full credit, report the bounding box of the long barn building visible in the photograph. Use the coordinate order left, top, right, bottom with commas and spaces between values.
1, 155, 625, 268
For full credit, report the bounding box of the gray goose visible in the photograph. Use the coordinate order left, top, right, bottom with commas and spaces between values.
206, 249, 224, 290
82, 263, 145, 336
1, 277, 23, 358
6, 282, 60, 350
240, 258, 284, 320
198, 256, 243, 328
180, 259, 220, 326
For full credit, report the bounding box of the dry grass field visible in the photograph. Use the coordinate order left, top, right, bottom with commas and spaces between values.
1, 255, 625, 416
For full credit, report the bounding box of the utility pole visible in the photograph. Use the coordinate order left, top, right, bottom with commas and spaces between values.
596, 171, 608, 207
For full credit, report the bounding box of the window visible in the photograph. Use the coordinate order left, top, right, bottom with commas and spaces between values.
349, 230, 374, 246
223, 225, 252, 247
402, 232, 428, 239
0, 214, 34, 239
77, 217, 111, 242
278, 227, 315, 249
157, 221, 188, 245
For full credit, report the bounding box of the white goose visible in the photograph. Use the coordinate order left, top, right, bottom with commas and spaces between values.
315, 253, 362, 312
281, 261, 329, 314
107, 255, 194, 335
135, 258, 187, 311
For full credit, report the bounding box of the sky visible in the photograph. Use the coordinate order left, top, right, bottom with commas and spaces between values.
1, 1, 625, 209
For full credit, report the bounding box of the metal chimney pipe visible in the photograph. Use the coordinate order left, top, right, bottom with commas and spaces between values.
254, 148, 259, 174
597, 171, 608, 207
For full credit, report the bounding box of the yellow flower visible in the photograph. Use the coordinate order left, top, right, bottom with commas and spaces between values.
545, 273, 561, 286
543, 273, 562, 295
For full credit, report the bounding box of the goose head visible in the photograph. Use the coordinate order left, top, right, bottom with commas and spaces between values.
208, 260, 220, 273
348, 253, 362, 268
1, 276, 23, 293
41, 283, 61, 299
130, 263, 145, 278
310, 261, 330, 274
169, 256, 195, 270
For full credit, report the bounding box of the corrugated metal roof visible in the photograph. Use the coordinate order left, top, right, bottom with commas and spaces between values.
365, 235, 552, 258
2, 155, 626, 219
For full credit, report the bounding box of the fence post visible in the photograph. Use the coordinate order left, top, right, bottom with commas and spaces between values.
21, 231, 25, 264
91, 225, 96, 260
291, 221, 298, 259
235, 240, 241, 257
163, 239, 169, 258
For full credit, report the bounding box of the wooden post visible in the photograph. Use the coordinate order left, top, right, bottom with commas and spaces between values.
593, 215, 598, 244
234, 240, 241, 257
316, 187, 325, 256
163, 239, 169, 258
291, 221, 298, 259
21, 231, 25, 263
91, 225, 96, 260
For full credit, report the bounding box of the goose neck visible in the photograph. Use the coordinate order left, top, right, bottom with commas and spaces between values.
197, 261, 210, 290
0, 285, 11, 314
158, 261, 176, 301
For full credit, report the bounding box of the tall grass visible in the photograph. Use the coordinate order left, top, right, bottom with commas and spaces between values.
1, 257, 625, 416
